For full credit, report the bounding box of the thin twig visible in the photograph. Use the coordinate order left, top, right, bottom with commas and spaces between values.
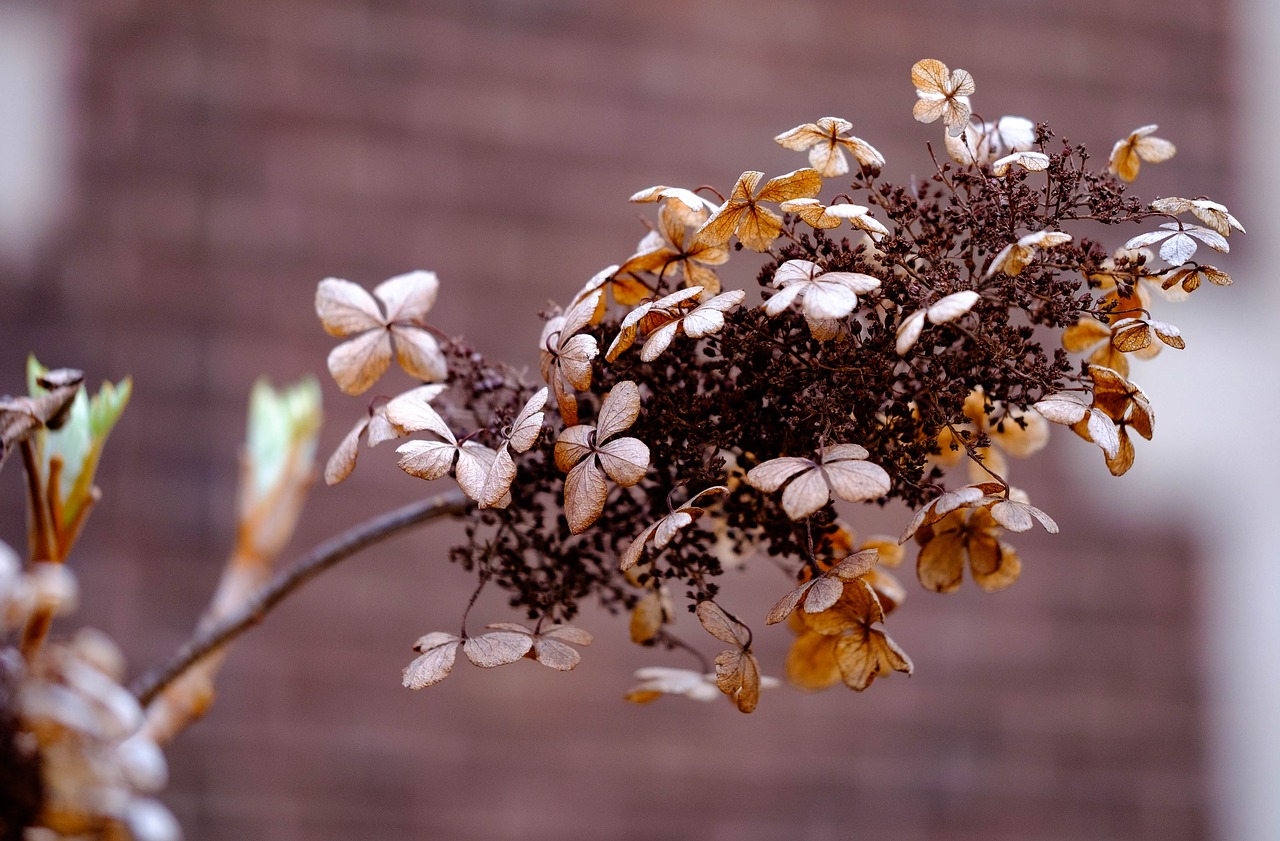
131, 489, 470, 705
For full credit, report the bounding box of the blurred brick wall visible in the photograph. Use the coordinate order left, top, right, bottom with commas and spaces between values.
0, 0, 1233, 839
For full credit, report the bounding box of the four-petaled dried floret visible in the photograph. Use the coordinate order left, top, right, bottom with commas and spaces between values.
1109, 125, 1176, 182
774, 117, 885, 177
316, 272, 448, 395
911, 58, 975, 137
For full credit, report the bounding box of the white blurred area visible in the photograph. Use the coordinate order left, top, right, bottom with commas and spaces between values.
0, 2, 71, 272
1073, 3, 1279, 838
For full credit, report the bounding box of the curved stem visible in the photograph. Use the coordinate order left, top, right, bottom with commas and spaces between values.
131, 489, 470, 706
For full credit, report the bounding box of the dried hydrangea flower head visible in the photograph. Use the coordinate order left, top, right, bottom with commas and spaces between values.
305, 57, 1243, 715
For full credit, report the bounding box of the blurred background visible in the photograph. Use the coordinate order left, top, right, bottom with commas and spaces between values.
1, 0, 1275, 839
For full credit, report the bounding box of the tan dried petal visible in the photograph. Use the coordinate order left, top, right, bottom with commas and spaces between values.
324, 416, 370, 486
373, 270, 439, 323
463, 631, 533, 668
390, 325, 448, 383
553, 424, 595, 472
991, 151, 1050, 176
327, 329, 392, 396
597, 380, 642, 441
1034, 392, 1090, 425
316, 278, 383, 337
396, 440, 458, 481
745, 457, 813, 492
596, 437, 650, 487
780, 468, 830, 520
385, 385, 452, 438
916, 520, 966, 593
529, 637, 582, 670
453, 442, 498, 502
564, 458, 608, 534
402, 633, 462, 689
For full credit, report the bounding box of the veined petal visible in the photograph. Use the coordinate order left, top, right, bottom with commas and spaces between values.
463, 631, 532, 668
780, 468, 830, 520
746, 457, 814, 492
803, 280, 859, 321
597, 380, 641, 442
596, 437, 650, 486
553, 424, 595, 472
316, 278, 383, 337
385, 385, 453, 439
328, 329, 392, 396
564, 458, 608, 534
324, 415, 370, 486
454, 442, 497, 502
823, 460, 891, 503
390, 325, 448, 383
374, 270, 438, 323
396, 440, 457, 481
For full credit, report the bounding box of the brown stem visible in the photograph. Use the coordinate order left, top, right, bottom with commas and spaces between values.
131, 489, 470, 706
20, 440, 54, 563
19, 441, 59, 661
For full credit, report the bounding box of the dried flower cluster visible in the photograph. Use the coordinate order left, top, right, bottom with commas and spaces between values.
0, 54, 1244, 841
317, 59, 1242, 709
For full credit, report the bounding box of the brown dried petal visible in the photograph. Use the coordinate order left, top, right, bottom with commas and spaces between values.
968, 531, 1021, 593
835, 626, 912, 691
785, 632, 842, 690
630, 589, 670, 643
696, 600, 750, 648
714, 649, 761, 713
916, 522, 966, 594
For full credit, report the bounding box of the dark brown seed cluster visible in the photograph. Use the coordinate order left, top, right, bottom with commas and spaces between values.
430, 126, 1169, 626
